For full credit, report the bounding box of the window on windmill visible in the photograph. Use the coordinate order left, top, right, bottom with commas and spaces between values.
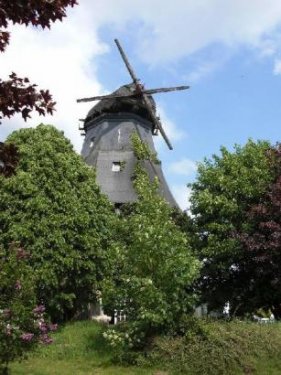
112, 162, 121, 172
90, 137, 95, 147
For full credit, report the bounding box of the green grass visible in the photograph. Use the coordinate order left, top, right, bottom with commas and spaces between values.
10, 321, 160, 375
10, 320, 281, 375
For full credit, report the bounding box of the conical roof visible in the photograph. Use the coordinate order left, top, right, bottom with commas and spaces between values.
84, 83, 156, 127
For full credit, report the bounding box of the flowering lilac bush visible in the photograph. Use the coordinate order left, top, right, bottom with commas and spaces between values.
0, 243, 56, 374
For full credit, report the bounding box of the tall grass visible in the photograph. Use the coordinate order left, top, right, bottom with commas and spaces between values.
141, 319, 281, 375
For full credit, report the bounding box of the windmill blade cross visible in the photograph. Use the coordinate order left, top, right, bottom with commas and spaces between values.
114, 39, 174, 150
77, 39, 185, 150
77, 85, 190, 103
76, 93, 132, 103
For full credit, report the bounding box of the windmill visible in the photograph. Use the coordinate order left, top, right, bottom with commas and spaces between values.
77, 39, 189, 206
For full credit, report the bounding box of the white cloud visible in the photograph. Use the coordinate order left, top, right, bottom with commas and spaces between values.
171, 184, 192, 211
257, 38, 278, 57
0, 4, 108, 151
87, 0, 281, 65
273, 59, 281, 74
2, 0, 281, 150
186, 62, 217, 83
169, 158, 197, 176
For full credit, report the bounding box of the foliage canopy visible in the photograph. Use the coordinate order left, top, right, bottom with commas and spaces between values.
237, 144, 281, 318
0, 124, 114, 320
189, 139, 274, 314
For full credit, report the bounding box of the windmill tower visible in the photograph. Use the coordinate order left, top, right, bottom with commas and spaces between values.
78, 40, 189, 207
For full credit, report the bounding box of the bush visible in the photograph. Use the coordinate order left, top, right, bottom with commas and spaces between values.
102, 135, 200, 358
143, 319, 281, 375
0, 243, 56, 374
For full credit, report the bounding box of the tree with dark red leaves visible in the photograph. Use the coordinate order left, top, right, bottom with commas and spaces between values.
238, 145, 281, 319
0, 73, 55, 122
0, 0, 78, 176
191, 140, 281, 318
0, 142, 19, 177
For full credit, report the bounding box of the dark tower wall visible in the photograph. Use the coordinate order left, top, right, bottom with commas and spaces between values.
81, 85, 178, 207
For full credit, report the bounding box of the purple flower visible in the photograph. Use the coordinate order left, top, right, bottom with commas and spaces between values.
40, 334, 53, 345
2, 309, 12, 318
16, 247, 29, 260
5, 324, 12, 336
48, 323, 58, 332
15, 280, 22, 290
33, 305, 45, 315
39, 321, 48, 333
20, 332, 34, 342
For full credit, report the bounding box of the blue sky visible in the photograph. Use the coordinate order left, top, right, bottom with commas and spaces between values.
1, 1, 281, 208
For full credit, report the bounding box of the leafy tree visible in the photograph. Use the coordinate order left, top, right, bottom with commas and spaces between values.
0, 124, 114, 320
189, 140, 274, 315
237, 145, 281, 318
102, 135, 200, 355
0, 243, 56, 374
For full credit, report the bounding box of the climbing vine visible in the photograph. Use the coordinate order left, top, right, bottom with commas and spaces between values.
130, 132, 160, 164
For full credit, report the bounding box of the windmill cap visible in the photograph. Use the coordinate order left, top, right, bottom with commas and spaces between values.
84, 83, 156, 127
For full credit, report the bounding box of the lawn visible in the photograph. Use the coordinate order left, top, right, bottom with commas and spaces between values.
10, 319, 281, 375
11, 320, 160, 375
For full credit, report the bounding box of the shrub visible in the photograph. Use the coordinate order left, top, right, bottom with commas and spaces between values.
143, 319, 281, 375
102, 135, 200, 359
0, 243, 56, 374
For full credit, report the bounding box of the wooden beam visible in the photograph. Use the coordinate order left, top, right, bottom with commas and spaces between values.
77, 93, 140, 103
143, 85, 190, 95
114, 39, 139, 84
76, 85, 189, 103
141, 94, 173, 150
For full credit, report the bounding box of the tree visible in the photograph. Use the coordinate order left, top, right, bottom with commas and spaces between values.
0, 142, 19, 177
189, 139, 274, 315
237, 144, 281, 318
0, 0, 77, 123
0, 124, 114, 320
102, 135, 200, 354
0, 243, 56, 374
